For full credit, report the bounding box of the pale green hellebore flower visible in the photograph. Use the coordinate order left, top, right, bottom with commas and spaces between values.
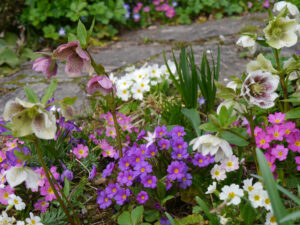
247, 54, 277, 74
5, 166, 40, 189
3, 98, 57, 139
263, 16, 298, 49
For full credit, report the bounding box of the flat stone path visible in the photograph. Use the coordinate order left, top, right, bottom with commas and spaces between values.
0, 12, 296, 115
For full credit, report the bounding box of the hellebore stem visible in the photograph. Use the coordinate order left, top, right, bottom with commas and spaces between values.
110, 92, 123, 158
274, 49, 289, 112
33, 139, 77, 225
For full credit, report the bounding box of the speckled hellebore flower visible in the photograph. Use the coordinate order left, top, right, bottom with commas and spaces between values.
263, 16, 298, 49
3, 98, 57, 139
52, 40, 93, 77
87, 76, 116, 96
32, 56, 57, 78
236, 35, 257, 52
241, 70, 279, 109
246, 54, 277, 74
190, 134, 232, 162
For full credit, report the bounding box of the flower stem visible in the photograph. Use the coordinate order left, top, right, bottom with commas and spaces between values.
33, 139, 77, 225
274, 49, 289, 112
110, 92, 123, 158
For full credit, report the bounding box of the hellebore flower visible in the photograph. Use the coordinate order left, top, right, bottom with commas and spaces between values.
246, 54, 277, 74
263, 16, 298, 49
190, 134, 232, 162
236, 35, 257, 52
33, 56, 57, 78
241, 70, 279, 109
273, 1, 299, 17
52, 40, 93, 77
5, 166, 40, 189
3, 98, 57, 139
87, 76, 116, 95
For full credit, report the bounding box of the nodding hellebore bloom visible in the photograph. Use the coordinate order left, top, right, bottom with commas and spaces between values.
87, 76, 116, 96
32, 56, 57, 78
52, 40, 93, 77
3, 98, 57, 139
241, 70, 279, 109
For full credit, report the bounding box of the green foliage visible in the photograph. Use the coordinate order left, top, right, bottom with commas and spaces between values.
195, 196, 220, 225
40, 207, 68, 225
181, 108, 201, 136
118, 206, 144, 225
241, 201, 257, 225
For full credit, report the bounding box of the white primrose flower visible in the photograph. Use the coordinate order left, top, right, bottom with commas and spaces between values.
190, 134, 232, 162
108, 72, 117, 84
249, 189, 264, 208
137, 79, 150, 92
210, 165, 227, 181
8, 194, 26, 210
16, 221, 25, 225
205, 181, 217, 194
265, 212, 278, 225
116, 88, 130, 101
220, 155, 239, 172
236, 35, 257, 52
262, 190, 272, 211
273, 1, 299, 17
243, 178, 263, 193
25, 213, 43, 225
219, 215, 228, 225
219, 184, 244, 205
5, 166, 40, 189
131, 83, 144, 100
241, 70, 279, 109
0, 211, 15, 225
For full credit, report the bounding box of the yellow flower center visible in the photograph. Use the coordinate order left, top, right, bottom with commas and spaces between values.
105, 198, 109, 202
248, 186, 254, 192
148, 179, 152, 184
3, 193, 9, 199
265, 198, 270, 205
14, 199, 19, 205
122, 194, 126, 199
274, 132, 279, 137
122, 90, 127, 94
141, 83, 145, 87
260, 139, 265, 145
141, 196, 145, 200
268, 162, 272, 168
141, 150, 145, 154
141, 168, 145, 173
177, 154, 182, 158
178, 145, 182, 149
198, 159, 203, 163
162, 145, 166, 148
182, 177, 187, 181
78, 149, 84, 155
151, 151, 155, 156
228, 192, 235, 199
125, 162, 129, 167
138, 75, 142, 78
295, 141, 300, 147
136, 158, 140, 162
113, 188, 116, 193
106, 150, 111, 155
128, 176, 132, 180
41, 202, 46, 206
254, 195, 260, 201
137, 89, 141, 93
275, 119, 281, 123
0, 157, 3, 163
285, 129, 290, 135
214, 171, 220, 176
159, 132, 163, 136
31, 220, 36, 225
177, 132, 181, 136
270, 216, 276, 223
227, 162, 233, 167
278, 151, 283, 156
48, 187, 54, 194
174, 169, 179, 174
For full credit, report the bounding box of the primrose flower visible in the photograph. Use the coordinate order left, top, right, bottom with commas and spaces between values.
34, 199, 49, 213
33, 56, 57, 78
89, 165, 97, 180
117, 170, 137, 186
220, 155, 239, 172
287, 130, 300, 152
158, 139, 170, 150
243, 178, 263, 193
134, 161, 152, 176
0, 186, 14, 205
8, 194, 26, 210
0, 211, 15, 225
171, 148, 189, 160
155, 126, 167, 138
5, 166, 40, 189
73, 144, 88, 159
295, 157, 300, 171
255, 130, 271, 149
179, 173, 192, 189
171, 126, 186, 139
268, 112, 285, 124
105, 183, 120, 198
262, 191, 272, 211
25, 213, 43, 225
266, 125, 285, 141
102, 162, 115, 178
115, 188, 130, 205
241, 70, 279, 109
40, 184, 59, 201
211, 165, 227, 181
264, 154, 276, 172
265, 212, 277, 225
167, 161, 188, 181
190, 134, 232, 162
52, 40, 92, 77
3, 98, 57, 139
97, 190, 112, 209
87, 76, 116, 96
219, 184, 244, 205
205, 182, 217, 194
263, 16, 298, 49
141, 175, 157, 189
137, 191, 149, 204
249, 190, 264, 208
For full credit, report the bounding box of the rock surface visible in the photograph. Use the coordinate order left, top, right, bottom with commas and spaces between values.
0, 12, 298, 115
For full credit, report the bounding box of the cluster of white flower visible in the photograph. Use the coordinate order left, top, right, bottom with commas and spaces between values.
111, 60, 177, 101
207, 178, 276, 225
210, 155, 240, 181
0, 211, 43, 225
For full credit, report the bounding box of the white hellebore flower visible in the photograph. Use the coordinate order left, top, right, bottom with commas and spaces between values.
25, 213, 43, 225
273, 1, 299, 17
236, 35, 257, 52
241, 70, 279, 109
205, 181, 217, 194
3, 98, 57, 139
217, 99, 246, 117
5, 166, 40, 189
8, 194, 26, 210
190, 134, 232, 162
219, 184, 244, 205
283, 57, 299, 81
246, 54, 277, 74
